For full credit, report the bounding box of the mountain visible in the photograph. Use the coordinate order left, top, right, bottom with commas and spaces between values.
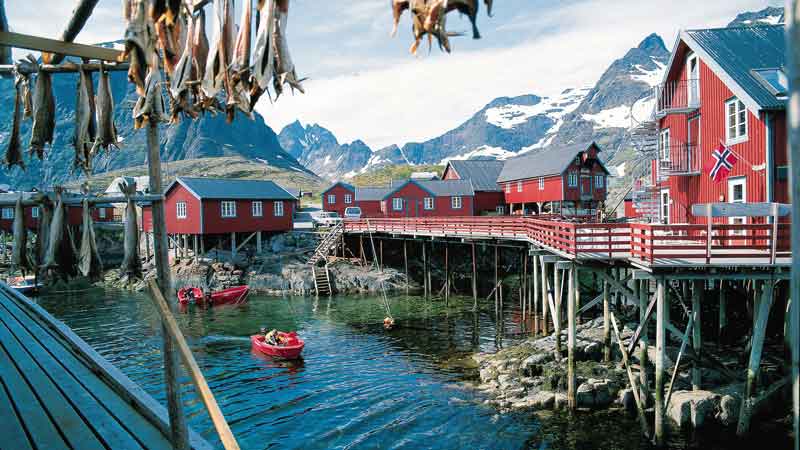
0, 42, 311, 190
277, 121, 373, 179
727, 6, 784, 27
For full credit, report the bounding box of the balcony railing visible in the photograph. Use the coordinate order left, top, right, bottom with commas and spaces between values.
655, 79, 700, 116
659, 142, 701, 176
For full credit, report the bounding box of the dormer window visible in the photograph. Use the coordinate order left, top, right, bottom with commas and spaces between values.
752, 68, 787, 97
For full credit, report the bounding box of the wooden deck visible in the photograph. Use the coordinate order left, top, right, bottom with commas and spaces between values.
0, 283, 212, 450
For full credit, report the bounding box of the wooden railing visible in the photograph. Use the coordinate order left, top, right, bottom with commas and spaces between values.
344, 217, 790, 266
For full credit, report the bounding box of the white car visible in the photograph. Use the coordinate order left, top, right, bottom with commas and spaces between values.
344, 207, 362, 219
314, 211, 342, 227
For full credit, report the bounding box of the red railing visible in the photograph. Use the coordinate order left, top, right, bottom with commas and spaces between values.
345, 217, 790, 266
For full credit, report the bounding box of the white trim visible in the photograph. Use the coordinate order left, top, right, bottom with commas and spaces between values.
727, 177, 747, 235
344, 194, 352, 204
516, 181, 522, 193
251, 200, 263, 217
451, 196, 462, 209
327, 194, 336, 204
538, 177, 544, 191
31, 206, 39, 218
423, 197, 434, 210
686, 52, 700, 107
724, 98, 748, 144
659, 128, 671, 161
1, 207, 13, 220
274, 201, 284, 217
392, 197, 403, 211
659, 188, 671, 224
176, 201, 187, 219
220, 201, 237, 218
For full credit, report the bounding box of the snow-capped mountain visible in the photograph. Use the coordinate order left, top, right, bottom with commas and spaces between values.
727, 6, 784, 27
278, 121, 373, 180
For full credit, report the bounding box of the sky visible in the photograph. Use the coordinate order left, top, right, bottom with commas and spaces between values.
5, 0, 783, 150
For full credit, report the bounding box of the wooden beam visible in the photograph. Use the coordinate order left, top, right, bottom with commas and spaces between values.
632, 270, 789, 281
692, 280, 702, 390
639, 279, 649, 402
654, 278, 667, 446
788, 5, 800, 445
0, 61, 129, 75
627, 295, 657, 355
234, 232, 257, 253
47, 0, 100, 65
147, 281, 240, 450
0, 194, 163, 207
611, 312, 651, 438
664, 314, 695, 409
591, 268, 638, 305
0, 31, 124, 62
567, 264, 577, 409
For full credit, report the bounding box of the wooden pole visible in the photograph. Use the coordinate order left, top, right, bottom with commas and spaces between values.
147, 123, 188, 450
47, 0, 100, 64
445, 244, 449, 306
788, 3, 800, 420
231, 232, 236, 259
611, 312, 651, 438
379, 239, 383, 271
422, 242, 428, 298
522, 251, 528, 322
567, 264, 577, 409
426, 242, 432, 298
603, 275, 611, 362
360, 236, 365, 265
403, 240, 408, 294
639, 279, 650, 403
494, 245, 499, 314
256, 231, 261, 253
147, 281, 240, 450
472, 242, 477, 310
575, 266, 581, 325
541, 256, 549, 335
554, 266, 562, 359
719, 279, 727, 342
692, 280, 702, 390
654, 278, 666, 446
533, 252, 539, 335
193, 234, 198, 262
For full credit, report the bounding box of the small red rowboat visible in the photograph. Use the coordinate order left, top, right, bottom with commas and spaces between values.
177, 287, 204, 305
177, 285, 250, 306
250, 332, 305, 359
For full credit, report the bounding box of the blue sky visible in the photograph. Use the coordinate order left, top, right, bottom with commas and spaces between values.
6, 0, 782, 149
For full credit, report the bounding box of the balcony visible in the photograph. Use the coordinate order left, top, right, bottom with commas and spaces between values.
655, 79, 700, 117
659, 142, 701, 176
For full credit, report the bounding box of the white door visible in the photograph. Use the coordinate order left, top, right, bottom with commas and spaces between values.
727, 177, 746, 237
687, 54, 699, 107
660, 188, 670, 224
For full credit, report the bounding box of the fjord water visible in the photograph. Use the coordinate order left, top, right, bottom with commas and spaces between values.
35, 289, 787, 450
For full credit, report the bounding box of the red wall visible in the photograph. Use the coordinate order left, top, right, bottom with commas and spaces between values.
322, 184, 355, 217
357, 200, 383, 218
1, 204, 114, 232
474, 191, 505, 214
502, 175, 562, 204
142, 206, 152, 232
442, 166, 459, 180
383, 183, 474, 217
623, 199, 639, 218
202, 198, 293, 234
164, 185, 202, 234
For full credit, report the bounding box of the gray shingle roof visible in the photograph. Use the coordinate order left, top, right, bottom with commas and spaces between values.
682, 25, 785, 111
172, 177, 296, 200
497, 142, 603, 182
322, 181, 354, 195
446, 160, 504, 191
397, 179, 475, 197
355, 187, 391, 201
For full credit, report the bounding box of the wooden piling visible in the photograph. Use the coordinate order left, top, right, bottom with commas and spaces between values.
567, 264, 577, 409
654, 278, 666, 446
719, 279, 727, 342
554, 266, 562, 359
255, 231, 261, 254
445, 244, 449, 306
603, 275, 610, 362
359, 235, 365, 265
533, 252, 539, 335
422, 242, 428, 298
193, 234, 198, 262
639, 278, 649, 402
692, 280, 702, 390
427, 242, 432, 297
379, 239, 383, 271
789, 5, 800, 447
403, 240, 408, 294
231, 232, 236, 259
494, 245, 499, 314
471, 242, 477, 311
541, 256, 549, 335
737, 280, 775, 435
522, 252, 528, 321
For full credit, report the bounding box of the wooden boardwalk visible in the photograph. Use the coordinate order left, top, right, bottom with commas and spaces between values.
0, 283, 212, 450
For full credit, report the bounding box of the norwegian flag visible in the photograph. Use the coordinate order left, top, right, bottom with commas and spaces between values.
706, 143, 738, 183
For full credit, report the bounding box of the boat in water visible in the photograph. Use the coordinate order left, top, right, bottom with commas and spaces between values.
251, 332, 305, 359
177, 285, 250, 306
6, 276, 42, 295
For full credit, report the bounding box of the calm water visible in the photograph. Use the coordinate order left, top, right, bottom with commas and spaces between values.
35, 288, 792, 450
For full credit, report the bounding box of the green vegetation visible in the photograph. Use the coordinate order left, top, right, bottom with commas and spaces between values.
349, 164, 445, 187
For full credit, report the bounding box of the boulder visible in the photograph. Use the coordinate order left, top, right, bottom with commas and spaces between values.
667, 390, 720, 429
716, 394, 740, 426
576, 382, 595, 408
618, 388, 636, 413
522, 353, 552, 376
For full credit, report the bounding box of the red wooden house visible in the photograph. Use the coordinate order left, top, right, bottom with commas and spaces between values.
442, 160, 505, 215
354, 187, 391, 218
0, 192, 115, 232
497, 142, 609, 216
653, 25, 787, 224
141, 177, 295, 242
379, 179, 475, 217
321, 182, 355, 217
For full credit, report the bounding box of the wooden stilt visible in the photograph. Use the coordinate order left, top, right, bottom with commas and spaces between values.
737, 280, 775, 435
654, 278, 666, 446
256, 231, 261, 253
426, 242, 432, 297
403, 240, 408, 294
575, 266, 580, 325
639, 279, 650, 403
200, 235, 204, 256
611, 312, 651, 438
603, 274, 611, 362
422, 242, 428, 298
541, 256, 549, 335
494, 245, 499, 314
554, 266, 562, 359
231, 232, 236, 259
360, 236, 365, 265
379, 239, 383, 271
445, 244, 449, 306
193, 234, 198, 262
522, 252, 528, 322
719, 279, 727, 342
533, 252, 539, 335
145, 231, 151, 261
692, 280, 702, 390
789, 8, 800, 447
471, 242, 477, 311
567, 264, 577, 409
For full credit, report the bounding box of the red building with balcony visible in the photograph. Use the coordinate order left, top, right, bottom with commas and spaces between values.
653, 25, 787, 224
497, 142, 608, 216
380, 179, 475, 217
442, 159, 505, 215
321, 182, 355, 217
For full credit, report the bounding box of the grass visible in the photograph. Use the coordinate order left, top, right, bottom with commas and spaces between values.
349, 164, 445, 187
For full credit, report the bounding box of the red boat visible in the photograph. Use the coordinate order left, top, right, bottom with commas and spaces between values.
250, 332, 305, 359
177, 285, 249, 306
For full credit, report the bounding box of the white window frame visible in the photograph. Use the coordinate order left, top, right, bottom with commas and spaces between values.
98, 207, 107, 219
595, 174, 604, 188
220, 201, 237, 218
660, 188, 671, 224
328, 194, 336, 204
496, 205, 505, 215
451, 196, 462, 209
517, 181, 522, 193
423, 197, 434, 210
31, 207, 39, 218
567, 172, 578, 188
725, 98, 748, 144
538, 177, 544, 191
1, 208, 12, 220
252, 200, 263, 217
686, 53, 700, 107
505, 183, 511, 194
727, 177, 747, 235
344, 194, 352, 204
392, 198, 403, 211
176, 202, 187, 219
274, 201, 284, 217
659, 128, 670, 161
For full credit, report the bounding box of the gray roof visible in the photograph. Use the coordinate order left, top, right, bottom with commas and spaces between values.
385, 179, 474, 198
446, 160, 504, 191
284, 188, 301, 199
171, 177, 296, 200
355, 187, 391, 201
322, 181, 354, 195
681, 25, 785, 111
497, 142, 604, 182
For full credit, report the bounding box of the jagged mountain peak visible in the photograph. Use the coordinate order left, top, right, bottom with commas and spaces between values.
727, 6, 784, 27
636, 33, 667, 53
278, 122, 372, 180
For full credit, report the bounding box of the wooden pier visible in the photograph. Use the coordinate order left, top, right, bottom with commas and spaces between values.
0, 283, 212, 450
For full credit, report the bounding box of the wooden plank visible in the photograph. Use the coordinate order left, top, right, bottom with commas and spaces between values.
0, 31, 124, 62
0, 373, 35, 450
46, 0, 100, 64
691, 202, 791, 217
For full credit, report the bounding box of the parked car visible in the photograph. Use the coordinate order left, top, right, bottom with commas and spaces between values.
344, 207, 362, 219
314, 211, 341, 227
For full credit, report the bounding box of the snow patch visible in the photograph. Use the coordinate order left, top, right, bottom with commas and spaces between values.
439, 145, 516, 165
582, 105, 634, 130
630, 60, 666, 87
484, 88, 590, 130
613, 162, 626, 177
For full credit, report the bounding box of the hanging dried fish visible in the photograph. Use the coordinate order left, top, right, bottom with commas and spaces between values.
123, 0, 158, 96
390, 0, 410, 37
78, 199, 103, 279
191, 8, 209, 85
437, 0, 480, 40
133, 68, 168, 129
169, 10, 200, 122
30, 68, 56, 159
20, 72, 33, 118
153, 1, 185, 78
485, 0, 493, 17
272, 0, 305, 97
250, 0, 276, 108
120, 180, 141, 278
92, 63, 121, 152
201, 0, 235, 109
227, 0, 254, 119
6, 73, 25, 170
36, 199, 52, 267
43, 188, 64, 270
73, 65, 97, 172
11, 196, 30, 273
0, 5, 10, 65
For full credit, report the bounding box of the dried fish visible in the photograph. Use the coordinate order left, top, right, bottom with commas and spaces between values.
20, 72, 33, 118
12, 196, 30, 273
434, 0, 480, 40
73, 66, 96, 172
390, 0, 410, 37
133, 68, 168, 129
201, 0, 235, 108
120, 180, 141, 278
192, 8, 209, 83
43, 187, 77, 279
92, 63, 121, 152
485, 0, 493, 17
36, 199, 52, 267
0, 5, 10, 65
30, 69, 56, 159
5, 74, 25, 170
250, 0, 276, 107
123, 0, 157, 96
170, 10, 200, 122
228, 0, 254, 119
272, 0, 304, 97
154, 3, 184, 77
78, 198, 103, 279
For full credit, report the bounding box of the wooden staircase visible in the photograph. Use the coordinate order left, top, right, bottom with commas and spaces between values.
312, 265, 332, 296
308, 221, 344, 265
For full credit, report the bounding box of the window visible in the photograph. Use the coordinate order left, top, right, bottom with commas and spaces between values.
176, 202, 187, 219
392, 198, 403, 211
98, 208, 107, 219
517, 181, 522, 193
221, 201, 236, 218
496, 205, 505, 215
725, 98, 748, 143
423, 197, 434, 210
660, 189, 670, 224
252, 201, 263, 217
328, 194, 336, 204
728, 177, 746, 235
687, 54, 700, 106
538, 178, 544, 191
380, 201, 386, 212
274, 201, 284, 217
451, 196, 462, 209
659, 128, 670, 161
753, 68, 787, 97
567, 172, 578, 187
505, 183, 511, 193
344, 194, 352, 204
31, 207, 39, 218
595, 175, 604, 188
1, 208, 13, 219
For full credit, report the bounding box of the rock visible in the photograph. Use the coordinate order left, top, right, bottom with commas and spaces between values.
576, 382, 595, 408
530, 391, 555, 409
479, 367, 499, 382
667, 390, 719, 429
716, 394, 740, 426
497, 374, 513, 388
554, 393, 568, 409
593, 380, 612, 407
619, 388, 636, 413
522, 353, 552, 376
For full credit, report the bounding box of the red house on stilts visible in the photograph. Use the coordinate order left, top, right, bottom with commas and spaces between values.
321, 182, 355, 217
442, 160, 505, 215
